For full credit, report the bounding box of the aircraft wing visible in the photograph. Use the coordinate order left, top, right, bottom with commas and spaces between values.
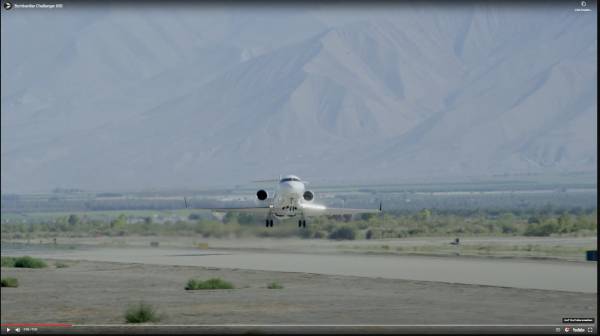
300, 202, 382, 217
184, 198, 272, 215
207, 207, 272, 215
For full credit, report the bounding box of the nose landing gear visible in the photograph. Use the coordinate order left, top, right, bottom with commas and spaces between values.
298, 219, 306, 228
265, 219, 274, 227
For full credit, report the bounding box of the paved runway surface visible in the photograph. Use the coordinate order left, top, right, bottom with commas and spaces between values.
5, 246, 596, 292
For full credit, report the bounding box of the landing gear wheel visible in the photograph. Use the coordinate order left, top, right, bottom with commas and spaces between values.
269, 220, 274, 227
302, 220, 306, 228
265, 219, 270, 227
298, 220, 302, 228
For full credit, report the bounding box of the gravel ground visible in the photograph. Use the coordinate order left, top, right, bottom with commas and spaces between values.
1, 259, 596, 327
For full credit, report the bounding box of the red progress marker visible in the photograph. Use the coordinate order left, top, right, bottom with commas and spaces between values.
1, 323, 72, 327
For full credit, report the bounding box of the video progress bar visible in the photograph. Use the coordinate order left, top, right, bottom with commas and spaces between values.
1, 324, 596, 335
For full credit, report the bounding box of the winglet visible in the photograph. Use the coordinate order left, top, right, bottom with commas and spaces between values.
184, 197, 189, 209
379, 201, 383, 212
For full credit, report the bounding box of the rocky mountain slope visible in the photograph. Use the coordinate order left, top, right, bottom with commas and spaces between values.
1, 4, 596, 192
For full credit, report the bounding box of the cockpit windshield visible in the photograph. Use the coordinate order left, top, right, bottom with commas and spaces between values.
280, 176, 301, 182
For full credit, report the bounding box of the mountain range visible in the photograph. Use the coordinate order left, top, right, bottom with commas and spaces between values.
1, 3, 596, 192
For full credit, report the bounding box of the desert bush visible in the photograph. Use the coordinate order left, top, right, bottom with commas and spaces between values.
194, 220, 240, 238
328, 227, 356, 240
267, 281, 283, 289
3, 256, 47, 268
524, 221, 559, 236
500, 222, 519, 234
185, 277, 234, 290
1, 207, 593, 240
1, 277, 19, 287
1, 257, 16, 267
67, 214, 80, 226
313, 230, 327, 239
124, 302, 160, 323
188, 213, 202, 220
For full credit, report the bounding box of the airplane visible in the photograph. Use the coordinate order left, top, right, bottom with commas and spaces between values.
185, 174, 382, 228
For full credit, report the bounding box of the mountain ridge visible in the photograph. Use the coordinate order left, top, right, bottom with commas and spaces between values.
1, 5, 596, 192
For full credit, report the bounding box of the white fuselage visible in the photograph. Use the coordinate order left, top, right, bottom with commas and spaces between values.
272, 179, 306, 218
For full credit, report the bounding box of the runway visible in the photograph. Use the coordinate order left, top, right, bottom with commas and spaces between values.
4, 245, 596, 292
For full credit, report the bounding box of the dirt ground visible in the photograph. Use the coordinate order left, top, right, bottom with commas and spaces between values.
2, 241, 596, 292
1, 259, 596, 329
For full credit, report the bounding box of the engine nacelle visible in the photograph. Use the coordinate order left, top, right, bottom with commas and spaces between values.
257, 189, 268, 201
303, 190, 314, 202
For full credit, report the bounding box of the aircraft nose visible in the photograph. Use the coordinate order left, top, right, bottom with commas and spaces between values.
281, 181, 304, 194
281, 182, 294, 193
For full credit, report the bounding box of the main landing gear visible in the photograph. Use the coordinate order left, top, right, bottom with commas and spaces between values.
265, 219, 274, 227
298, 219, 306, 228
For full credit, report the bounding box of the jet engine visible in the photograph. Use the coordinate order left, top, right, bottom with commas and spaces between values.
257, 189, 268, 201
303, 190, 314, 201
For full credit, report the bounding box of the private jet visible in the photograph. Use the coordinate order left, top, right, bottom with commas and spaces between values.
186, 175, 382, 228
